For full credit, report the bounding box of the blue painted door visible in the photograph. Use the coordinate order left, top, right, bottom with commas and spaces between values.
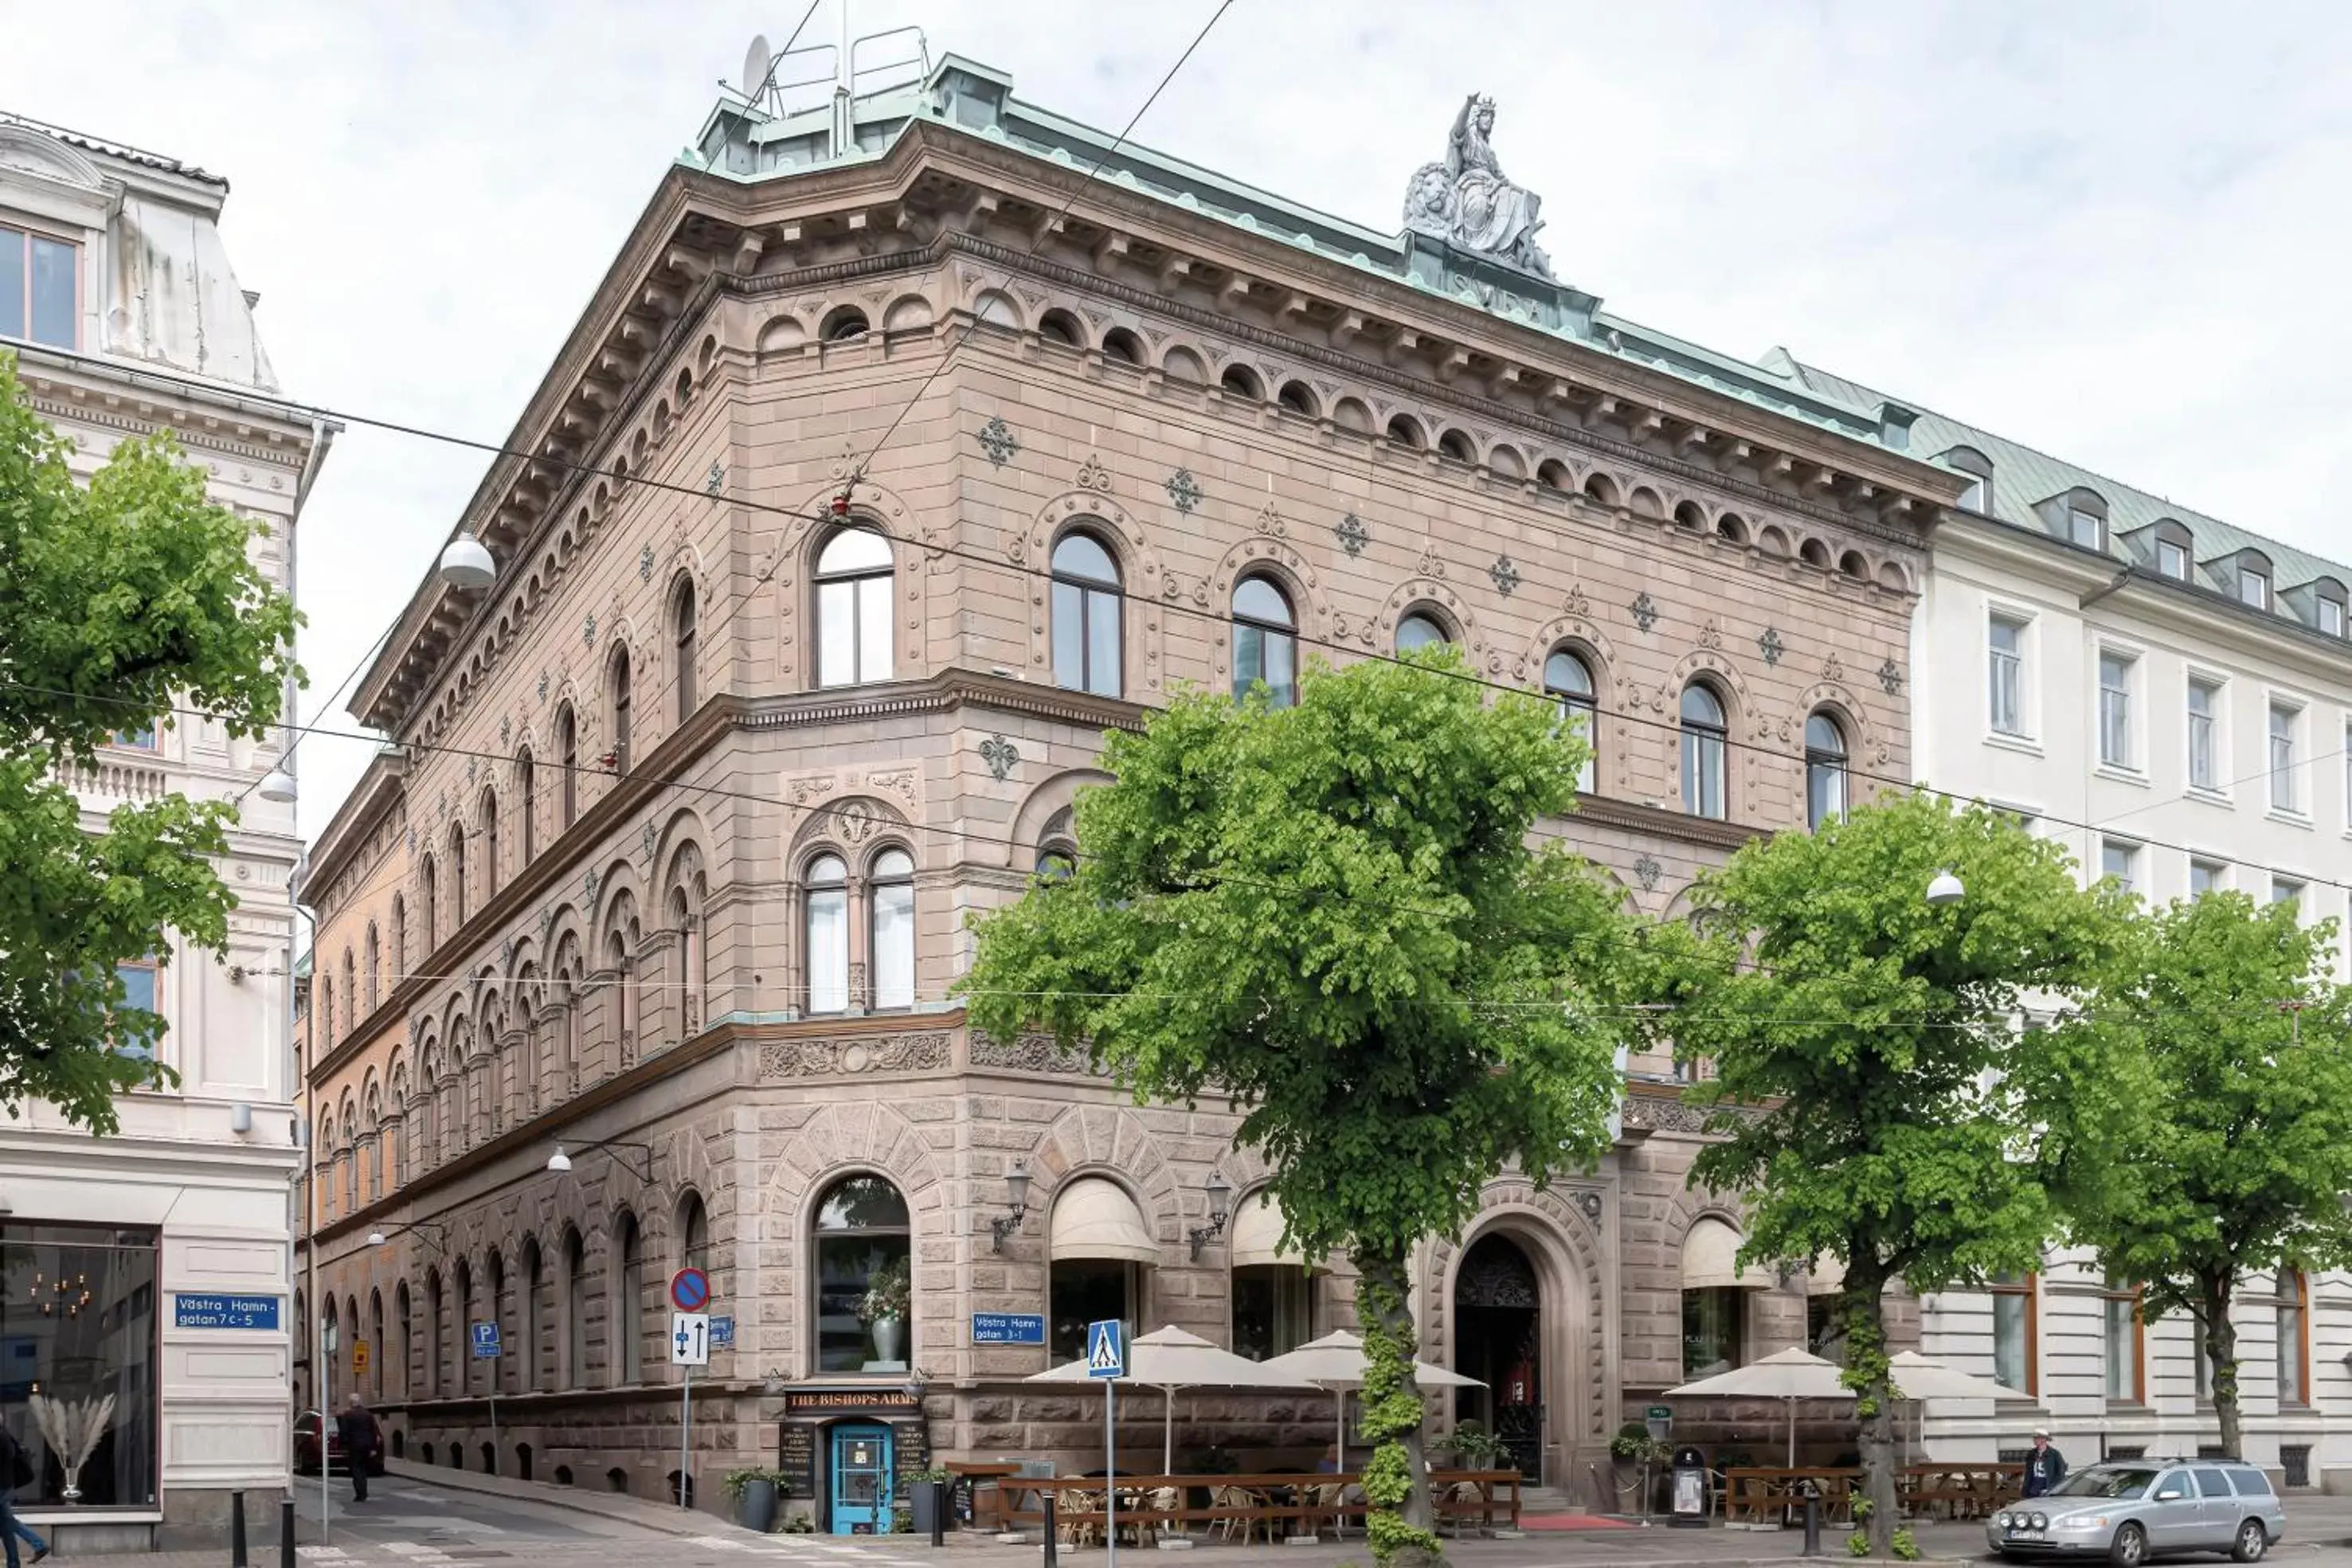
829, 1424, 893, 1534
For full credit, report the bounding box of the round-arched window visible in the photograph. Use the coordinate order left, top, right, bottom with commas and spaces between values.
1805, 712, 1849, 829
1545, 650, 1598, 793
1231, 576, 1297, 707
1395, 612, 1450, 653
814, 1175, 913, 1374
871, 848, 915, 1011
1051, 532, 1122, 697
1681, 683, 1728, 819
805, 854, 849, 1014
816, 527, 894, 688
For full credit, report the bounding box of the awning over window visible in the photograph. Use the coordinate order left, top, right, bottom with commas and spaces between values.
1229, 1191, 1306, 1269
1051, 1177, 1159, 1264
1681, 1217, 1773, 1290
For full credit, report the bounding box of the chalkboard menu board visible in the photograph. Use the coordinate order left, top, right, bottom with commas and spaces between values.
890, 1420, 929, 1496
777, 1424, 819, 1498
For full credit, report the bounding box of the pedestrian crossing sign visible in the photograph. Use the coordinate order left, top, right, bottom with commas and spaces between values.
1086, 1318, 1125, 1379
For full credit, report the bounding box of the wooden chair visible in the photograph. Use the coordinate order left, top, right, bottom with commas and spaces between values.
1212, 1484, 1268, 1544
1147, 1487, 1184, 1542
1060, 1489, 1102, 1548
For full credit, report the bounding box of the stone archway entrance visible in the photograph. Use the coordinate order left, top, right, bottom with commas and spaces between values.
1451, 1234, 1544, 1479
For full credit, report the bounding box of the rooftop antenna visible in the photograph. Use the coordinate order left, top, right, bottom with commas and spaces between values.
742, 33, 774, 104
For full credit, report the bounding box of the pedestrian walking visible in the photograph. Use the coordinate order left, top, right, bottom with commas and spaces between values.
0, 1427, 49, 1566
338, 1395, 382, 1503
2021, 1429, 2067, 1499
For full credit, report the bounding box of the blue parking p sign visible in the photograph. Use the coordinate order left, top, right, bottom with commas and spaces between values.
471, 1320, 501, 1359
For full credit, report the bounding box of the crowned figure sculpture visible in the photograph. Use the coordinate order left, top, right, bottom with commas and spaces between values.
1402, 93, 1553, 279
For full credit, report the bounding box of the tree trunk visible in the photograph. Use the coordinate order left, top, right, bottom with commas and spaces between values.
1354, 1249, 1437, 1565
1842, 1268, 1897, 1559
2200, 1272, 2241, 1460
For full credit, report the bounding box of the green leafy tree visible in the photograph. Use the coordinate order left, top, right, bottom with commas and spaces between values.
2058, 890, 2352, 1459
1671, 792, 2121, 1557
0, 353, 301, 1131
962, 651, 1652, 1564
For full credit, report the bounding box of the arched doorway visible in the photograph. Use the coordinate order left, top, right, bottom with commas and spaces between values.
1453, 1234, 1544, 1478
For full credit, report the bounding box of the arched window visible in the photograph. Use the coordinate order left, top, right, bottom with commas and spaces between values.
1395, 612, 1449, 653
1681, 682, 1728, 819
813, 1175, 913, 1374
421, 858, 438, 952
480, 788, 499, 899
1805, 711, 1849, 829
1544, 650, 1598, 793
609, 647, 632, 775
455, 1259, 476, 1394
804, 854, 849, 1015
816, 527, 894, 687
364, 924, 381, 1011
1037, 844, 1077, 880
1051, 532, 1122, 697
672, 579, 698, 722
870, 848, 915, 1011
678, 1192, 710, 1276
393, 1281, 412, 1401
444, 824, 467, 928
322, 964, 339, 1046
341, 953, 355, 1042
389, 895, 406, 980
562, 1228, 586, 1388
2280, 1269, 2311, 1406
486, 1252, 509, 1394
515, 752, 534, 865
613, 1210, 644, 1384
556, 704, 578, 827
1231, 576, 1297, 707
1231, 1190, 1313, 1361
522, 1238, 544, 1393
425, 1268, 446, 1396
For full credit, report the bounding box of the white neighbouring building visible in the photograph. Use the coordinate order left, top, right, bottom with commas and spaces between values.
1781, 355, 2352, 1488
0, 112, 331, 1546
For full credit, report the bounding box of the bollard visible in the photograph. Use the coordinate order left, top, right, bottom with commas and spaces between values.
231, 1490, 249, 1567
930, 1480, 945, 1549
1799, 1492, 1822, 1558
1042, 1493, 1059, 1568
280, 1495, 297, 1568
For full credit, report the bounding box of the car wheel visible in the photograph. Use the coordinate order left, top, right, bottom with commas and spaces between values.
2233, 1517, 2268, 1562
2109, 1521, 2147, 1567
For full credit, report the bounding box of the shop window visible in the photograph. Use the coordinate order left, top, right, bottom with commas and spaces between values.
1233, 1267, 1312, 1363
1051, 1261, 1138, 1363
813, 1175, 913, 1374
0, 1223, 163, 1507
1682, 1288, 1743, 1378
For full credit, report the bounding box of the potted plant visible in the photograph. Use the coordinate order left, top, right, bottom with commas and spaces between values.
724, 1467, 783, 1534
1608, 1423, 1673, 1515
1439, 1421, 1513, 1473
909, 1465, 953, 1537
858, 1256, 912, 1366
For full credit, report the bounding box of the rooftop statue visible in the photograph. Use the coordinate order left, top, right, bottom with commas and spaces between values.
1403, 94, 1553, 280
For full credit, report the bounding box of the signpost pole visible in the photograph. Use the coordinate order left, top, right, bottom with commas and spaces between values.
1105, 1377, 1115, 1568
680, 1360, 692, 1509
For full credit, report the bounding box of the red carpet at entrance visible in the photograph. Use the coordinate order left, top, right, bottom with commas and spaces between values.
1520, 1512, 1638, 1531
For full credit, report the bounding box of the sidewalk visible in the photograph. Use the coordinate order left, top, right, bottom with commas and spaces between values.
373, 1456, 767, 1539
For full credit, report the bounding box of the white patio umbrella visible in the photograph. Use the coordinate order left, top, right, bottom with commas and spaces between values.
1260, 1330, 1485, 1472
1026, 1324, 1312, 1472
1665, 1345, 1852, 1466
1888, 1351, 2029, 1467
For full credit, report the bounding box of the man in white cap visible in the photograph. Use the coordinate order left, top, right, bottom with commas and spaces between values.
2021, 1429, 2067, 1498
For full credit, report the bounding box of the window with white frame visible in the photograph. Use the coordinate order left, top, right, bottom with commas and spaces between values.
0, 225, 77, 349
1988, 614, 2029, 737
2068, 507, 2103, 549
2100, 839, 2139, 893
2097, 651, 2135, 768
2269, 702, 2301, 811
2240, 565, 2272, 609
2157, 538, 2190, 581
2272, 875, 2305, 914
2322, 597, 2347, 639
2189, 859, 2227, 897
2186, 678, 2221, 792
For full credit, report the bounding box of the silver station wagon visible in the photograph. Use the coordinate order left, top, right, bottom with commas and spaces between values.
1987, 1460, 2284, 1564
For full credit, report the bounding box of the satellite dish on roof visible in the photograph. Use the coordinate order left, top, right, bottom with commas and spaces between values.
742, 33, 773, 100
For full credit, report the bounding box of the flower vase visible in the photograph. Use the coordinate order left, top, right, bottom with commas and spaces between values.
871, 1314, 904, 1367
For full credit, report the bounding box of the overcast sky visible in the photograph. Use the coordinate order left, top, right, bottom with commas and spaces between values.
5, 1, 2349, 845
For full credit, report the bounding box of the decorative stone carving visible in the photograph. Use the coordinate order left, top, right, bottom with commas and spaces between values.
538, 671, 550, 702
582, 613, 597, 649
1416, 542, 1447, 580
584, 869, 601, 907
1757, 627, 1783, 667
1634, 854, 1662, 892
867, 768, 919, 810
1075, 452, 1113, 492
1334, 513, 1370, 557
1253, 503, 1286, 539
642, 822, 658, 865
832, 802, 879, 844
1401, 95, 1552, 279
785, 775, 837, 807
975, 416, 1020, 467
638, 544, 655, 584
1489, 556, 1521, 596
705, 459, 725, 495
499, 716, 511, 749
1630, 592, 1659, 632
1165, 468, 1203, 514
757, 1033, 952, 1079
978, 736, 1019, 782
970, 1031, 1098, 1076
1877, 657, 1904, 695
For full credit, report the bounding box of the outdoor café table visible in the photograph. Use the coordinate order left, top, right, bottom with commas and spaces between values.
1724, 1468, 1861, 1527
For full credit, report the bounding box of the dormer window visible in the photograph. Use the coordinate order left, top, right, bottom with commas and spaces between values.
2158, 539, 2188, 580
1940, 447, 1993, 514
2323, 597, 2346, 638
0, 225, 78, 349
2037, 487, 2108, 551
2239, 565, 2271, 609
2068, 508, 2103, 549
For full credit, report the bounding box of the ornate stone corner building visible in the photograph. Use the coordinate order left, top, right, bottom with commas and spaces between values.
295, 53, 1955, 1521
0, 115, 327, 1545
